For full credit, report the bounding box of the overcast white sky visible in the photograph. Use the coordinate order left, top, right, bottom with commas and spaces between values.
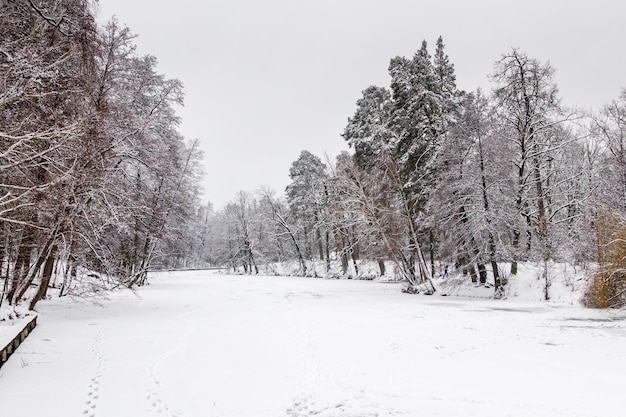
97, 0, 626, 208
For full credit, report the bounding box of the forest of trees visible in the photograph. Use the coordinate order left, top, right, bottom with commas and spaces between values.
0, 0, 202, 310
3, 1, 626, 311
185, 39, 626, 307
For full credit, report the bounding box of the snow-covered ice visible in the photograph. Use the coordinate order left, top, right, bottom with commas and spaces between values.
1, 270, 625, 416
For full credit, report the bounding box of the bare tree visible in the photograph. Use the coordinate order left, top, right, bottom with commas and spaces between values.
258, 188, 308, 275
0, 3, 203, 308
491, 49, 562, 276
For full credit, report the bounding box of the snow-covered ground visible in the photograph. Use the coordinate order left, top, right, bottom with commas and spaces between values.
1, 270, 625, 416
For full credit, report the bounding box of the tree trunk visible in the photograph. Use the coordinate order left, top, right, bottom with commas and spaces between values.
303, 225, 312, 260
0, 231, 14, 309
458, 203, 483, 284
378, 259, 386, 277
0, 256, 10, 309
478, 132, 503, 294
491, 260, 501, 287
477, 263, 487, 284
534, 156, 549, 251
316, 225, 324, 261
511, 154, 527, 276
510, 223, 520, 275
7, 241, 32, 305
16, 232, 57, 303
60, 238, 77, 298
333, 229, 348, 275
325, 230, 331, 273
40, 250, 56, 299
466, 261, 478, 283
429, 229, 436, 279
132, 235, 152, 286
347, 232, 359, 277
29, 247, 57, 310
247, 242, 258, 275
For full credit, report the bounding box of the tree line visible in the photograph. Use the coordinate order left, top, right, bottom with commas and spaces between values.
188, 38, 626, 306
0, 0, 202, 310
3, 1, 625, 310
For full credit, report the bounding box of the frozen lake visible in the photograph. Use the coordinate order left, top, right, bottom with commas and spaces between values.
1, 271, 625, 416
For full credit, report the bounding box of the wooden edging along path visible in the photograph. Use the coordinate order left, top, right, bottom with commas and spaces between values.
0, 315, 37, 369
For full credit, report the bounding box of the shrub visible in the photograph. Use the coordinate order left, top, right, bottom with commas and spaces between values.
583, 209, 626, 308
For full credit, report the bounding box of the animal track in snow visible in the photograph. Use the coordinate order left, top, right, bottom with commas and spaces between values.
286, 396, 381, 417
83, 327, 106, 417
146, 311, 195, 416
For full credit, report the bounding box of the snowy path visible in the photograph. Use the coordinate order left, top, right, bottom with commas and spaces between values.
0, 271, 625, 416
